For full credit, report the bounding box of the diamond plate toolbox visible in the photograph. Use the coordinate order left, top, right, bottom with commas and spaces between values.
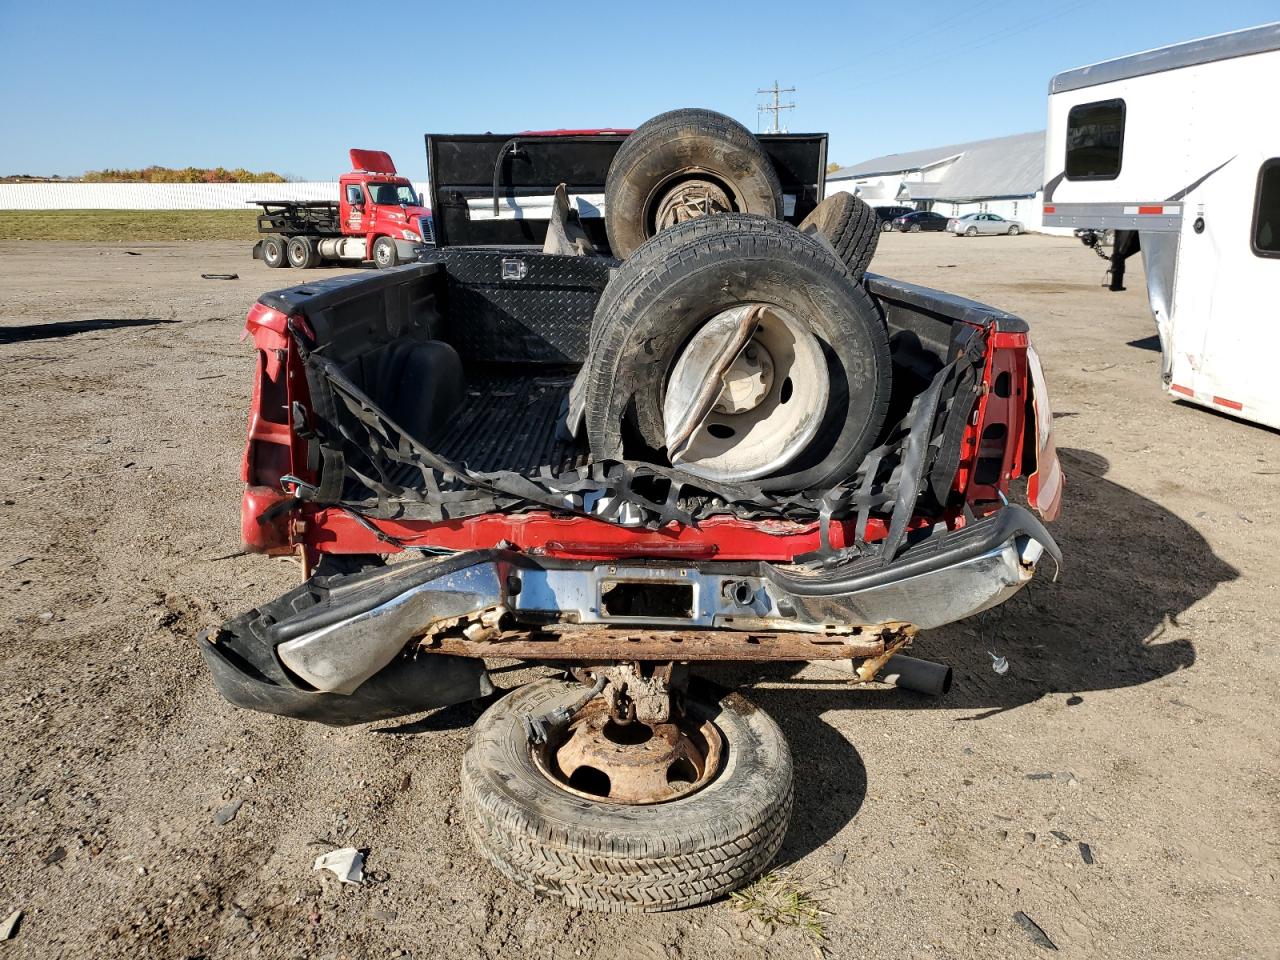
427, 247, 617, 364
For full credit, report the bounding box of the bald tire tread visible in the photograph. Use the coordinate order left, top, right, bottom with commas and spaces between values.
798, 192, 880, 280
585, 213, 892, 492
604, 108, 782, 258
460, 678, 793, 913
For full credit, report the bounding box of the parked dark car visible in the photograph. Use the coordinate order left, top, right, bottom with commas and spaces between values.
873, 205, 914, 231
893, 210, 950, 233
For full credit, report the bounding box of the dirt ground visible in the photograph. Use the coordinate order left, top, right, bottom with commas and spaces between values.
1, 233, 1276, 960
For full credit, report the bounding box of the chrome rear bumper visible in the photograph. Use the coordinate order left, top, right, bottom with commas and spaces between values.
257, 506, 1058, 696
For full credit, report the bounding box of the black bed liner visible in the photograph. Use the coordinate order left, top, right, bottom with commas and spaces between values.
434, 369, 586, 472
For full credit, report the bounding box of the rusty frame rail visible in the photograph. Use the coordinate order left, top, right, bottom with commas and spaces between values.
420, 622, 913, 661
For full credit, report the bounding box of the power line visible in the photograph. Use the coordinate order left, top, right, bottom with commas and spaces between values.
756, 81, 796, 133
808, 0, 1090, 94
809, 0, 1016, 80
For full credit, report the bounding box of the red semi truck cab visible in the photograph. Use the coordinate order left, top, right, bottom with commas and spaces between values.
252, 149, 432, 270
337, 148, 431, 247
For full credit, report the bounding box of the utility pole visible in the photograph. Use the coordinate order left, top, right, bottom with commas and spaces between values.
756, 81, 796, 134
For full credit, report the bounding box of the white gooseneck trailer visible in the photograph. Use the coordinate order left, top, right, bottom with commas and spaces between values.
1044, 22, 1280, 429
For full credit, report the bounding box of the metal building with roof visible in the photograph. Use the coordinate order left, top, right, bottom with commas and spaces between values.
827, 131, 1059, 231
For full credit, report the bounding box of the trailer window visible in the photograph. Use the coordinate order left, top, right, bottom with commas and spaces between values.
1253, 159, 1280, 257
1065, 98, 1125, 180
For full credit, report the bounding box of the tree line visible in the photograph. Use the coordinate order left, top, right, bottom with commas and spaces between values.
81, 166, 288, 183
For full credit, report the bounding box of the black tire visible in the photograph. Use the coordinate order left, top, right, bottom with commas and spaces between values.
797, 192, 880, 280
604, 108, 782, 259
372, 236, 399, 269
586, 213, 891, 492
262, 235, 288, 268
589, 210, 792, 350
965, 226, 978, 237
910, 223, 922, 233
462, 678, 792, 913
1008, 224, 1021, 236
880, 220, 894, 233
286, 235, 320, 269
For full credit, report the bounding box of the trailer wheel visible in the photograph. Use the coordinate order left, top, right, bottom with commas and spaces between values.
462, 678, 792, 913
586, 214, 891, 490
262, 235, 288, 268
287, 235, 320, 269
372, 236, 399, 269
604, 108, 782, 258
797, 192, 879, 280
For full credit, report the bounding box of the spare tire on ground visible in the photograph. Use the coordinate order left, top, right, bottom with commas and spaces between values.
798, 192, 880, 281
585, 214, 891, 492
604, 108, 782, 259
462, 678, 792, 913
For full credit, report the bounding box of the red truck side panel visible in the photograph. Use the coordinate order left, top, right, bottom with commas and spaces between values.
241, 304, 313, 554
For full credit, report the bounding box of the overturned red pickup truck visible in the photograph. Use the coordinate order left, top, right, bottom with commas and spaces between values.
201, 109, 1063, 912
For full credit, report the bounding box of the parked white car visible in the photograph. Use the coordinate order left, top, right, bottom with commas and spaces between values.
948, 212, 1023, 236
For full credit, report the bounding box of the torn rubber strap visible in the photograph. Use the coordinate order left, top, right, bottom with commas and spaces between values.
308, 353, 961, 530
296, 342, 978, 537
791, 350, 971, 564
879, 356, 957, 563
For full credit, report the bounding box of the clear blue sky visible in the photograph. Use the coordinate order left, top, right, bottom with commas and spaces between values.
1, 1, 1273, 180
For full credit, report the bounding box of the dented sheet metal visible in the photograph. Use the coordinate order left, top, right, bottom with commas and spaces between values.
277, 563, 507, 693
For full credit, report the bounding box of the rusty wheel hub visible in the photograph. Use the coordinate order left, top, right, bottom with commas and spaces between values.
653, 177, 733, 231
530, 664, 723, 805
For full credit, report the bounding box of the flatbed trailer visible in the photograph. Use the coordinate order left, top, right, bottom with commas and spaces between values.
251, 200, 343, 237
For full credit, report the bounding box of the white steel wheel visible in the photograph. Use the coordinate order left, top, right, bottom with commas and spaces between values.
372, 236, 398, 269
662, 303, 830, 483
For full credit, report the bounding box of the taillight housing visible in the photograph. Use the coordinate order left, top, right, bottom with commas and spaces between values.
1024, 345, 1063, 520
240, 302, 315, 553
954, 330, 1063, 521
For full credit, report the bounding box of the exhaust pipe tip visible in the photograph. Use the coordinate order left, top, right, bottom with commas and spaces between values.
880, 654, 952, 697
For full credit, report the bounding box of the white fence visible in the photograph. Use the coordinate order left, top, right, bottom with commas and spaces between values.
0, 181, 430, 210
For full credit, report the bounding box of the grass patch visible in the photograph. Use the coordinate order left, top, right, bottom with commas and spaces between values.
0, 209, 261, 242
730, 868, 831, 943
